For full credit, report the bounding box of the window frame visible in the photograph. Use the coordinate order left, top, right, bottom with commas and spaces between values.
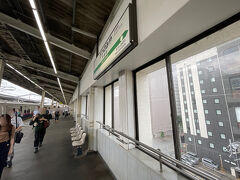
132, 13, 240, 161
103, 79, 119, 128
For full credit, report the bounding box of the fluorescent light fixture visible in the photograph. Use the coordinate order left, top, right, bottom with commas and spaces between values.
32, 10, 46, 41
57, 77, 67, 104
6, 63, 62, 101
44, 41, 57, 74
29, 0, 36, 9
29, 0, 66, 104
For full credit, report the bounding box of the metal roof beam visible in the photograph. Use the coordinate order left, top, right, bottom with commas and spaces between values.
41, 83, 74, 94
72, 26, 97, 39
32, 75, 76, 90
0, 12, 91, 59
4, 53, 79, 83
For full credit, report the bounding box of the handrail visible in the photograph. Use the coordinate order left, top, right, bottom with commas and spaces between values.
96, 121, 219, 180
81, 114, 88, 119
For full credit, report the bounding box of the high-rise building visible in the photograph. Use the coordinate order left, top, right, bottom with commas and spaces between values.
175, 37, 240, 171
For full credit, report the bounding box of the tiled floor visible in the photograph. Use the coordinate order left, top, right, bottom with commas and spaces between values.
2, 117, 114, 180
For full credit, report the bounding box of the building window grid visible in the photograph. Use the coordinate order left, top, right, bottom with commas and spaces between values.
212, 88, 218, 93
197, 140, 202, 145
133, 18, 240, 167
214, 99, 220, 104
208, 131, 213, 136
206, 120, 211, 125
209, 143, 215, 149
216, 110, 222, 115
220, 134, 226, 139
218, 122, 224, 127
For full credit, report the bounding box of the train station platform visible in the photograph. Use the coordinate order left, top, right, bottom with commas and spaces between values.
2, 117, 114, 180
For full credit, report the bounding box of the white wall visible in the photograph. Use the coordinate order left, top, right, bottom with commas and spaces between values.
97, 129, 186, 180
93, 87, 104, 150
137, 0, 189, 42
79, 0, 192, 95
136, 71, 153, 143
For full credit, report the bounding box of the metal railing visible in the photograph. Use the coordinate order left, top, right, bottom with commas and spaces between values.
96, 121, 219, 180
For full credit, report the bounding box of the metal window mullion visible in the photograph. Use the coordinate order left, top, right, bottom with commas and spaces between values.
166, 56, 181, 161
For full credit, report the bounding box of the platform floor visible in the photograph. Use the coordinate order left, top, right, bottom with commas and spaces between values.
2, 117, 114, 180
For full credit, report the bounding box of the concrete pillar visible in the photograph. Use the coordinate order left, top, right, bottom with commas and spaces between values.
2, 104, 6, 114
40, 90, 45, 108
51, 98, 54, 107
119, 70, 135, 146
87, 87, 95, 151
94, 87, 103, 151
0, 58, 5, 87
1, 104, 5, 114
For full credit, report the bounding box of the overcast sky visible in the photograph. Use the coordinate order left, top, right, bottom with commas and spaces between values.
0, 79, 52, 103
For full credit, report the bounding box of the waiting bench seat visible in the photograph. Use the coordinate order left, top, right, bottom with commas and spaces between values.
72, 130, 84, 141
72, 133, 87, 147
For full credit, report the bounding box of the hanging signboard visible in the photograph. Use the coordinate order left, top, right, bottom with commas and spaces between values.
93, 3, 137, 80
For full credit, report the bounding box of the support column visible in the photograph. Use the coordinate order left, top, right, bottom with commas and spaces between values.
119, 70, 135, 141
40, 90, 45, 108
0, 58, 5, 87
51, 98, 54, 107
87, 87, 95, 151
1, 104, 6, 114
94, 87, 103, 151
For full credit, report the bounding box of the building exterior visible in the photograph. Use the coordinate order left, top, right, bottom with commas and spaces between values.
176, 37, 240, 171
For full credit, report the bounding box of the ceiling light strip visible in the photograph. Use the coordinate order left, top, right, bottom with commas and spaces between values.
57, 78, 67, 104
6, 63, 60, 102
29, 0, 67, 104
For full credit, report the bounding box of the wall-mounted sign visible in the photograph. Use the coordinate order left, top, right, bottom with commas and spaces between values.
93, 3, 137, 80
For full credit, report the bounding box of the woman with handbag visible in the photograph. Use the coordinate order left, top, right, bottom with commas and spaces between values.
7, 108, 24, 168
0, 114, 15, 178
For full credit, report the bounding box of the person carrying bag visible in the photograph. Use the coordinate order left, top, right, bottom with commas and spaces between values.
15, 114, 24, 144
7, 110, 24, 168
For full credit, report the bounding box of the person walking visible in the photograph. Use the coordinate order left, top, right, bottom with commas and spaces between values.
6, 108, 24, 168
0, 114, 15, 178
30, 108, 49, 153
55, 110, 59, 122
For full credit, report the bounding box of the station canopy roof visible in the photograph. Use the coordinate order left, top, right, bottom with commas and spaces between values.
0, 0, 117, 104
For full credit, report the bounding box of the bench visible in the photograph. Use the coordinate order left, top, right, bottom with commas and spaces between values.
70, 123, 87, 157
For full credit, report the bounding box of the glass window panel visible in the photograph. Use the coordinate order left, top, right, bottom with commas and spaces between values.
104, 85, 112, 127
218, 122, 224, 127
212, 88, 218, 93
220, 134, 226, 139
214, 99, 220, 104
211, 77, 216, 82
171, 22, 240, 172
216, 110, 222, 115
136, 61, 174, 157
113, 81, 120, 131
209, 143, 215, 149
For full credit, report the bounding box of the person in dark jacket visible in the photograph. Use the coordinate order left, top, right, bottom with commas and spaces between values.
30, 108, 49, 153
